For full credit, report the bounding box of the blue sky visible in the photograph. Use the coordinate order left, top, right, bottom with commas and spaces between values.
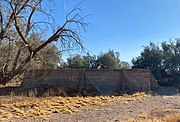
53, 0, 180, 63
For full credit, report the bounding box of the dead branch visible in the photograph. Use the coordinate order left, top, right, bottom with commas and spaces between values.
0, 0, 87, 85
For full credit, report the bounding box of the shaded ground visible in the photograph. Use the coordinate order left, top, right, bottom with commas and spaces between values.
0, 87, 180, 122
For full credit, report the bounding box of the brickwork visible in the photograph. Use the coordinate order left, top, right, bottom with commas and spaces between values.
23, 69, 158, 94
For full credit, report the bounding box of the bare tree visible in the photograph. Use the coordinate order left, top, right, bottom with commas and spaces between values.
0, 0, 86, 85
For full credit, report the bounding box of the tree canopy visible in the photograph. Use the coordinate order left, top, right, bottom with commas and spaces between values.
0, 0, 86, 85
132, 39, 180, 86
67, 53, 96, 69
66, 50, 130, 69
96, 50, 121, 69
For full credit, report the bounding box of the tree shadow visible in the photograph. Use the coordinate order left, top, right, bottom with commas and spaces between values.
152, 86, 179, 96
0, 85, 179, 97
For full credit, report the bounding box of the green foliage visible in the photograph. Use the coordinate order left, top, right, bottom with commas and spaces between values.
120, 61, 131, 69
67, 54, 85, 69
132, 39, 180, 87
30, 34, 61, 69
67, 53, 96, 69
67, 50, 130, 69
132, 42, 164, 79
82, 53, 96, 69
96, 50, 121, 69
96, 50, 130, 69
33, 44, 61, 69
0, 36, 61, 70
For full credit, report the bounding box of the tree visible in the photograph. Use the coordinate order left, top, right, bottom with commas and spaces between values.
0, 0, 86, 85
120, 61, 130, 69
82, 53, 96, 69
67, 53, 96, 69
132, 40, 180, 85
161, 40, 180, 78
67, 54, 85, 69
66, 50, 130, 69
132, 42, 164, 80
96, 50, 130, 69
0, 37, 61, 70
31, 43, 61, 69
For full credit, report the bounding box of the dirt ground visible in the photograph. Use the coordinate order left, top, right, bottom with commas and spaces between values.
0, 87, 180, 122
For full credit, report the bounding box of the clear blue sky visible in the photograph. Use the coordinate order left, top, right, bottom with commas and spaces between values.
53, 0, 180, 63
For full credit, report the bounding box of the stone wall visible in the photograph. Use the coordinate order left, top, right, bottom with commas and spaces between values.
23, 69, 158, 94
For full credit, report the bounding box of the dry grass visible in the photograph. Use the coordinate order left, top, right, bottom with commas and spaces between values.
125, 110, 180, 122
0, 92, 148, 120
165, 113, 180, 122
1, 91, 179, 122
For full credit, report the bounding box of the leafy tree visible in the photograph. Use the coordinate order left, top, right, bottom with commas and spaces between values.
67, 54, 84, 69
66, 50, 130, 69
67, 53, 96, 69
161, 40, 180, 78
132, 42, 164, 80
0, 0, 86, 85
96, 50, 120, 69
120, 61, 130, 69
132, 40, 180, 86
96, 50, 130, 69
82, 53, 96, 69
0, 37, 61, 70
31, 43, 61, 69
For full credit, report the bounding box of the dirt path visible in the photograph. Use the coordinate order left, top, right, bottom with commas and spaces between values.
44, 95, 180, 122
3, 94, 179, 122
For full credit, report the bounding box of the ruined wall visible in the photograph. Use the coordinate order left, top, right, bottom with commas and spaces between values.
24, 69, 83, 92
23, 69, 158, 94
149, 71, 159, 90
82, 70, 123, 94
123, 69, 150, 92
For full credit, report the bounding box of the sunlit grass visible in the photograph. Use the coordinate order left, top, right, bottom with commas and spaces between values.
165, 113, 180, 122
0, 92, 179, 122
0, 92, 148, 120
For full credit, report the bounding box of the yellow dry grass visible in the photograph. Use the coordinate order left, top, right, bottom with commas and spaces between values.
125, 111, 180, 122
163, 113, 180, 122
0, 92, 148, 120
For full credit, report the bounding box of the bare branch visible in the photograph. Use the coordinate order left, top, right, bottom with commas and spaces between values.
3, 0, 29, 32
0, 0, 87, 85
25, 0, 43, 37
9, 1, 33, 53
0, 10, 3, 32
